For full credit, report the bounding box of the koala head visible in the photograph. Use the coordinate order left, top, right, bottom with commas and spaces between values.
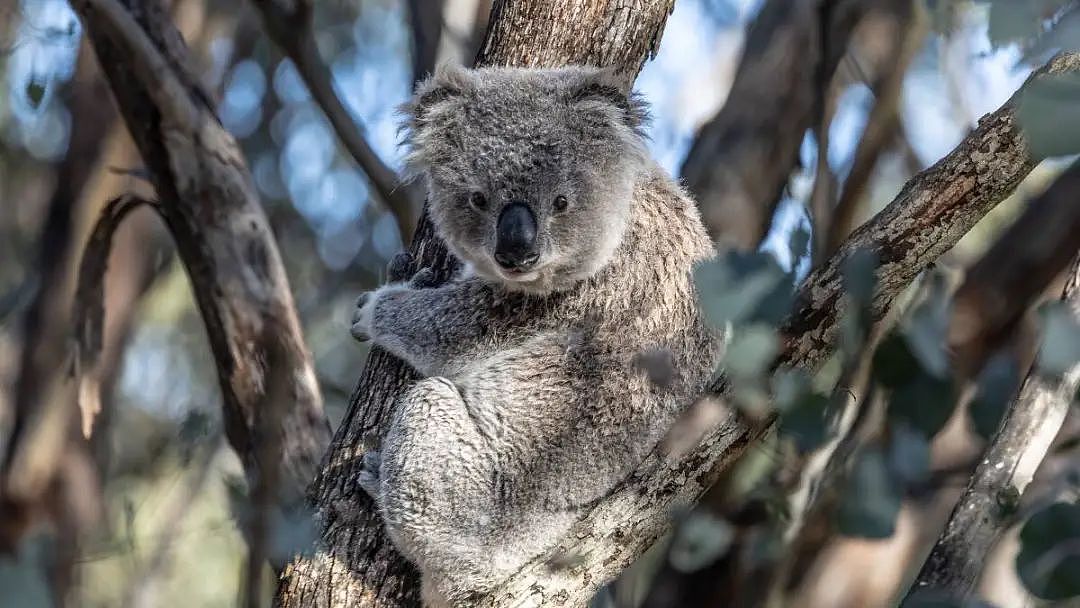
402, 65, 650, 295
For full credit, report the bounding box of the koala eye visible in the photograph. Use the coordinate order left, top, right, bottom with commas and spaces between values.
553, 195, 569, 213
469, 191, 488, 210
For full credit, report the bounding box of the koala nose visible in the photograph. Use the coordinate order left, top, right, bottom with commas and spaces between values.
494, 203, 539, 270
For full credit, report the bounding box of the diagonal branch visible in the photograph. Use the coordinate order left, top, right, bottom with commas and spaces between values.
825, 0, 926, 257
72, 194, 161, 440
73, 0, 331, 509
680, 0, 875, 249
904, 162, 1080, 601
780, 52, 1080, 371
250, 0, 422, 243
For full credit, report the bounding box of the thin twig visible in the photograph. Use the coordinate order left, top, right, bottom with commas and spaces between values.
250, 0, 421, 243
826, 0, 926, 256
72, 194, 161, 439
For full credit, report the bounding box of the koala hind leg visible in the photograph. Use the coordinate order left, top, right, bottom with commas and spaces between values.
378, 377, 501, 602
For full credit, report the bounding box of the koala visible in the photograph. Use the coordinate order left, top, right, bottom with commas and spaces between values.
351, 65, 719, 606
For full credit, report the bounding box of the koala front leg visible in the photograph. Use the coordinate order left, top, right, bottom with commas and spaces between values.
376, 376, 499, 604
351, 273, 492, 376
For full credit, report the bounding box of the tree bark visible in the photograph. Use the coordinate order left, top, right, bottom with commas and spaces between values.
680, 0, 872, 249
948, 159, 1080, 378
904, 215, 1080, 601
275, 2, 675, 606
72, 0, 331, 510
779, 52, 1080, 371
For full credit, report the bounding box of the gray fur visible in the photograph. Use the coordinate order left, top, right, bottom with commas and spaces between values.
351, 65, 719, 606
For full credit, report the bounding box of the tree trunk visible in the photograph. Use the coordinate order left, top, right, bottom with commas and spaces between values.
72, 0, 331, 511
275, 2, 675, 606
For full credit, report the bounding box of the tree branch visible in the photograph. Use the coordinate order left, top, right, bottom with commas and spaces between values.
250, 0, 422, 243
780, 52, 1080, 372
73, 0, 331, 509
948, 159, 1080, 378
680, 0, 872, 249
825, 0, 926, 257
904, 184, 1080, 602
72, 194, 161, 440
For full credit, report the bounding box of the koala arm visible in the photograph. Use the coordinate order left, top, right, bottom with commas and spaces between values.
352, 277, 495, 377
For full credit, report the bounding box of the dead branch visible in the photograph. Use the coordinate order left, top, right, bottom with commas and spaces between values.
249, 0, 422, 243
72, 194, 160, 439
73, 0, 331, 508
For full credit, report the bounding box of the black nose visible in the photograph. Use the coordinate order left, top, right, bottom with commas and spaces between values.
494, 203, 539, 270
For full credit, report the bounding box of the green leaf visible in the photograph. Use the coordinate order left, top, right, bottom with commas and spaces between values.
668, 512, 734, 572
723, 325, 779, 380
904, 272, 952, 378
888, 369, 956, 438
1036, 301, 1080, 376
781, 392, 831, 453
1016, 502, 1080, 600
970, 354, 1021, 440
888, 423, 931, 486
836, 448, 902, 538
693, 251, 793, 328
771, 367, 812, 412
872, 333, 922, 389
1017, 73, 1080, 159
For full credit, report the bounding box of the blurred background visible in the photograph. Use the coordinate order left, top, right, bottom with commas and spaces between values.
0, 0, 1075, 606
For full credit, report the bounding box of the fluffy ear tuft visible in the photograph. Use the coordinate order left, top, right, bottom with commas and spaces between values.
407, 63, 476, 123
567, 67, 650, 133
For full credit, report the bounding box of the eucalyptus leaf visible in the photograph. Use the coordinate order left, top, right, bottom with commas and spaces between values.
970, 353, 1021, 440
1016, 502, 1080, 600
782, 392, 831, 453
888, 370, 955, 438
836, 448, 902, 539
1017, 73, 1080, 159
723, 325, 779, 380
1036, 301, 1080, 377
668, 512, 734, 573
888, 423, 931, 486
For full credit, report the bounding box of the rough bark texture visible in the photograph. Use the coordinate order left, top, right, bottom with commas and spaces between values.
948, 159, 1080, 377
903, 261, 1080, 600
275, 2, 676, 607
780, 52, 1080, 371
73, 0, 330, 508
680, 0, 870, 249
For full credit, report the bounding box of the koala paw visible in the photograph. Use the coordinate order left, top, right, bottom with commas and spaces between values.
358, 449, 382, 500
387, 251, 415, 283
350, 290, 378, 341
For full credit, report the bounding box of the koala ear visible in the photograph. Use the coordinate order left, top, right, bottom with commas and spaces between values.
568, 67, 649, 132
408, 63, 476, 123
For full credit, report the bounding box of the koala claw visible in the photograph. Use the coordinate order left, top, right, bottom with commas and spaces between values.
350, 291, 375, 341
387, 252, 415, 282
358, 450, 382, 499
409, 268, 440, 289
